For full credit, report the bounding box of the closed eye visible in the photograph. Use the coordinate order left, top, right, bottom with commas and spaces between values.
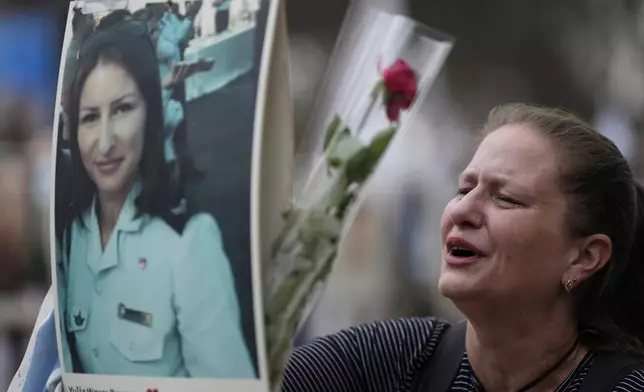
496, 194, 522, 207
457, 188, 472, 197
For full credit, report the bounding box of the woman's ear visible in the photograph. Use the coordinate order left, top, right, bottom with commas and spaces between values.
565, 234, 612, 285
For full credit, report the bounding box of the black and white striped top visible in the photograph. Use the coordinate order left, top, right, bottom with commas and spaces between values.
282, 318, 644, 392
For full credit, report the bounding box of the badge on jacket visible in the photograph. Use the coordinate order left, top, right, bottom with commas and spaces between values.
118, 303, 152, 327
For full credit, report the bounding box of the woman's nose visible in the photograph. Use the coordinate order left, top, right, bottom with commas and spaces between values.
449, 192, 484, 229
98, 117, 115, 155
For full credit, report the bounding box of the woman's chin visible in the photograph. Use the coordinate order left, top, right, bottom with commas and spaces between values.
94, 178, 130, 199
438, 272, 481, 301
91, 169, 135, 198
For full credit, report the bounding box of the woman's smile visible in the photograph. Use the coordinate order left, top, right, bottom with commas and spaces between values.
95, 157, 124, 176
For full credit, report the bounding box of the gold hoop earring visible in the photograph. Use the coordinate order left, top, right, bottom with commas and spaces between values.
564, 277, 577, 292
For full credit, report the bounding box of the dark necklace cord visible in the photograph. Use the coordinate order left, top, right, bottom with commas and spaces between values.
473, 336, 580, 392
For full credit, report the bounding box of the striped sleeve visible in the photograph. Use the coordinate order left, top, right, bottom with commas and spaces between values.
614, 369, 644, 391
281, 317, 446, 392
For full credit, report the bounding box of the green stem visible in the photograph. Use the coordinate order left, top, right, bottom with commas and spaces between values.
355, 81, 383, 135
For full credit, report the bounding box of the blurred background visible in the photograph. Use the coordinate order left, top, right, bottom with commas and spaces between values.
0, 0, 643, 388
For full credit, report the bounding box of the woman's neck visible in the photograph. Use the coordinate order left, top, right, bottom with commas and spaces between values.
97, 190, 129, 249
463, 301, 585, 392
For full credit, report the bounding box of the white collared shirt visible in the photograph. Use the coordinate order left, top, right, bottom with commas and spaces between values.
58, 186, 255, 377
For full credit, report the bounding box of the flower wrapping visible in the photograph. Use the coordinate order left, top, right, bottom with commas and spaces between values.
263, 5, 453, 390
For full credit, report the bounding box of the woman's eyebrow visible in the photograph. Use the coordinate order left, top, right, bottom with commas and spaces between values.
459, 171, 532, 194
111, 92, 137, 105
80, 92, 137, 111
459, 169, 477, 183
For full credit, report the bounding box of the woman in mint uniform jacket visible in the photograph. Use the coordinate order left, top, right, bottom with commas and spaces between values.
56, 20, 255, 378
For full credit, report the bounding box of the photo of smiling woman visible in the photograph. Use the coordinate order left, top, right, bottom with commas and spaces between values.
54, 20, 256, 378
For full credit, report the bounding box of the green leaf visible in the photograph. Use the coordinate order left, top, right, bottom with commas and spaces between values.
343, 127, 397, 185
323, 115, 342, 151
367, 127, 396, 161
326, 131, 364, 164
335, 191, 357, 219
325, 173, 349, 208
344, 147, 373, 184
327, 157, 343, 168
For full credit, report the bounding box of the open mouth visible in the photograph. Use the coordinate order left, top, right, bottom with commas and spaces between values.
445, 237, 484, 266
449, 246, 478, 258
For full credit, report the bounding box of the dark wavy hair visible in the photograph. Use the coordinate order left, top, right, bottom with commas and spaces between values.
71, 8, 87, 34
483, 103, 644, 359
96, 9, 132, 30
61, 21, 179, 238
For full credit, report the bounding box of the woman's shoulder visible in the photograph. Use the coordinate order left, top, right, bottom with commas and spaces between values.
613, 368, 644, 391
182, 213, 223, 239
327, 317, 448, 347
322, 316, 450, 366
293, 316, 449, 355
173, 213, 225, 254
283, 317, 449, 391
144, 213, 227, 270
573, 354, 644, 392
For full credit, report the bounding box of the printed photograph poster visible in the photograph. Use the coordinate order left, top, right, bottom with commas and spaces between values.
50, 0, 281, 391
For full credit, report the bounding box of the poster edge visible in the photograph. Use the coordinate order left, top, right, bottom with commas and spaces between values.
250, 0, 283, 388
50, 0, 76, 380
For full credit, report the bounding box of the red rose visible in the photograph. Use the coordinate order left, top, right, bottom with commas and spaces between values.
381, 59, 417, 122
